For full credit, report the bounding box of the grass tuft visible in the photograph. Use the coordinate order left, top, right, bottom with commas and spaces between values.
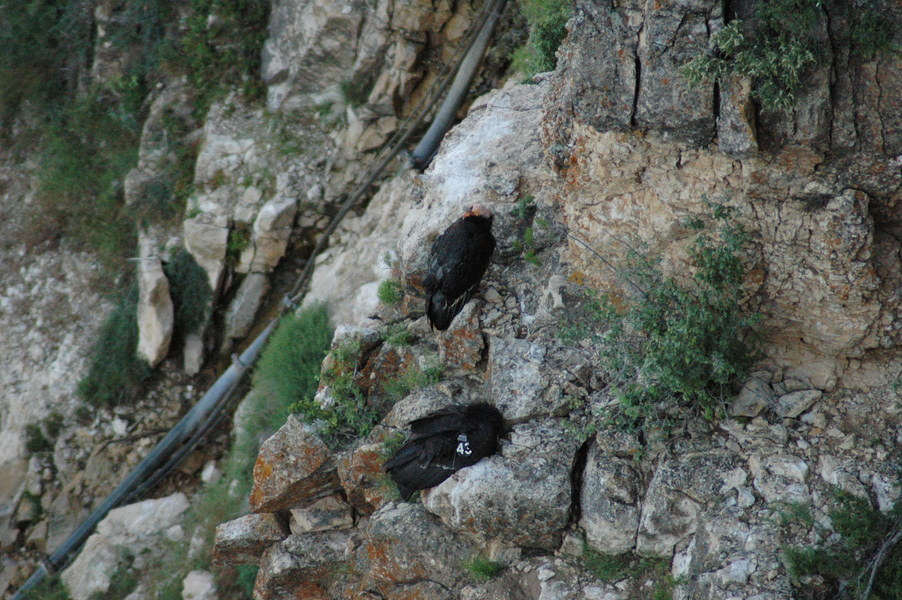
462, 556, 505, 581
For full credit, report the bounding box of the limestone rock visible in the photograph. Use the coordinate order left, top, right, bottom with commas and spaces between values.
303, 172, 413, 327
749, 453, 810, 504
486, 337, 549, 422
353, 502, 474, 596
223, 272, 269, 343
775, 389, 822, 419
423, 419, 577, 550
580, 447, 640, 555
730, 373, 775, 418
237, 196, 297, 273
289, 494, 353, 534
718, 76, 759, 156
182, 570, 217, 600
183, 216, 229, 293
636, 444, 744, 556
437, 301, 484, 371
254, 532, 349, 600
249, 415, 341, 513
262, 0, 365, 111
62, 493, 190, 600
136, 231, 174, 367
337, 442, 393, 517
212, 513, 289, 567
633, 4, 718, 144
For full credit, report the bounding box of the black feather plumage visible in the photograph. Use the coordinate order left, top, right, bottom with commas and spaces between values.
383, 403, 505, 501
423, 205, 496, 331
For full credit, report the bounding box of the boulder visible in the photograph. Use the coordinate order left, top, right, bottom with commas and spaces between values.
136, 231, 174, 367
423, 419, 578, 550
62, 493, 190, 600
353, 502, 474, 596
580, 446, 640, 555
183, 215, 229, 293
212, 513, 290, 567
289, 494, 354, 534
250, 415, 341, 513
254, 532, 349, 600
237, 196, 297, 273
636, 444, 745, 557
182, 570, 217, 600
223, 272, 269, 343
337, 442, 393, 517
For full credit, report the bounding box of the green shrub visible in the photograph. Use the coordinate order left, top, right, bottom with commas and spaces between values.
253, 304, 334, 429
25, 424, 53, 455
339, 74, 375, 108
77, 283, 152, 407
462, 556, 505, 581
377, 278, 404, 307
165, 0, 269, 117
785, 491, 902, 599
679, 0, 887, 112
164, 248, 213, 336
511, 0, 571, 81
565, 200, 760, 432
30, 92, 141, 266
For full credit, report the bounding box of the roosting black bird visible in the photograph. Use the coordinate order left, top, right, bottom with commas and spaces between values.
383, 403, 505, 501
423, 204, 496, 330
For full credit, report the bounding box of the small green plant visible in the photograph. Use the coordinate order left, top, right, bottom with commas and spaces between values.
383, 357, 443, 401
511, 0, 572, 81
381, 322, 415, 346
564, 200, 761, 432
22, 573, 71, 600
773, 501, 816, 529
377, 278, 404, 307
25, 424, 52, 455
77, 283, 152, 408
785, 491, 902, 599
514, 194, 536, 219
462, 556, 505, 581
286, 335, 381, 445
25, 411, 65, 454
583, 547, 678, 599
682, 0, 828, 112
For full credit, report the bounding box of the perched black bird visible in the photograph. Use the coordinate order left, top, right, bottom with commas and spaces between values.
423, 204, 496, 330
383, 403, 505, 501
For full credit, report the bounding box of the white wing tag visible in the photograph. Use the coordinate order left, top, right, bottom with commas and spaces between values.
456, 433, 472, 456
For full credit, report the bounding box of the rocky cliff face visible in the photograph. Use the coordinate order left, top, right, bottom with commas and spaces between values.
2, 0, 902, 598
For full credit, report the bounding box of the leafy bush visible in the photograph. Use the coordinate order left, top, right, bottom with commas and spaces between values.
77, 283, 152, 407
511, 0, 571, 81
683, 18, 817, 113
679, 0, 893, 112
565, 200, 760, 432
785, 490, 902, 599
163, 248, 213, 337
